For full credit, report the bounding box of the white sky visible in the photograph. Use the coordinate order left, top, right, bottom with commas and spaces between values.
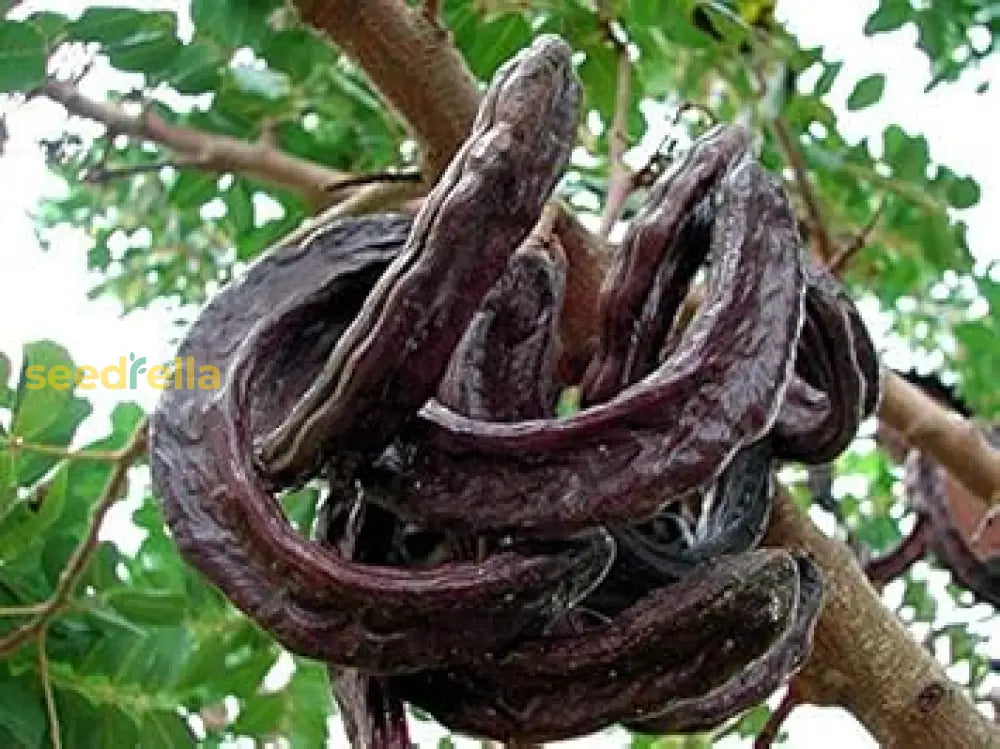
0, 0, 998, 746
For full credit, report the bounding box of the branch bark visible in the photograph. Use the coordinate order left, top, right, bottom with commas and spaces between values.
880, 369, 1000, 507
293, 0, 481, 181
765, 494, 999, 748
40, 80, 349, 207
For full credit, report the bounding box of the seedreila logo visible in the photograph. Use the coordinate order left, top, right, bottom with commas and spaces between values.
24, 354, 221, 391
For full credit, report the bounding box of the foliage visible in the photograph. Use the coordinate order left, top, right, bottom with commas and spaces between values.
0, 0, 997, 745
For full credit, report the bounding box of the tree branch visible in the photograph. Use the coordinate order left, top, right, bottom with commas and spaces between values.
765, 493, 999, 747
879, 370, 1000, 508
38, 4, 1000, 742
598, 36, 633, 240
753, 685, 800, 749
770, 115, 837, 263
39, 81, 349, 206
37, 628, 62, 749
292, 0, 480, 181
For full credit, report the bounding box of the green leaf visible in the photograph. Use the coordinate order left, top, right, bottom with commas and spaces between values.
166, 42, 223, 94
882, 124, 929, 181
107, 589, 188, 625
0, 351, 12, 409
168, 172, 217, 209
0, 665, 46, 747
140, 710, 193, 747
11, 341, 88, 442
0, 463, 69, 561
25, 11, 68, 45
453, 12, 533, 80
280, 487, 319, 536
191, 0, 277, 49
230, 693, 285, 735
579, 41, 618, 119
68, 8, 164, 44
68, 8, 180, 77
847, 73, 886, 110
946, 176, 980, 209
260, 28, 336, 83
814, 60, 842, 96
0, 449, 12, 514
556, 386, 582, 417
0, 21, 47, 93
229, 66, 291, 101
864, 0, 911, 35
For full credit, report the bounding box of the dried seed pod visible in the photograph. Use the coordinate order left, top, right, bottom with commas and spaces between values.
259, 34, 582, 479
582, 124, 750, 402
387, 155, 806, 534
149, 35, 618, 673
436, 233, 566, 420
393, 551, 821, 742
610, 439, 775, 579
147, 34, 882, 747
773, 264, 880, 463
899, 449, 1000, 607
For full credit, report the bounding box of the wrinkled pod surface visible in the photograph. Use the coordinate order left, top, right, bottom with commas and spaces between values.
150, 34, 879, 747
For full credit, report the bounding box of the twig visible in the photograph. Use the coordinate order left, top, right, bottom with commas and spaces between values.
0, 418, 148, 657
324, 170, 422, 195
38, 80, 349, 205
327, 179, 427, 218
1, 436, 141, 462
37, 628, 62, 749
770, 115, 837, 263
598, 34, 634, 240
828, 197, 886, 275
754, 685, 800, 749
83, 158, 199, 184
0, 603, 47, 618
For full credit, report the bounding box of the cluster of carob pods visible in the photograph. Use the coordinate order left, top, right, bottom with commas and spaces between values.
150, 36, 879, 745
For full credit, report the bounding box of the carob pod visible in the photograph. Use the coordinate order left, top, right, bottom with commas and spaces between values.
610, 439, 775, 579
394, 551, 822, 742
385, 145, 807, 534
258, 35, 582, 479
148, 32, 882, 746
900, 449, 1000, 607
773, 264, 880, 463
150, 38, 614, 673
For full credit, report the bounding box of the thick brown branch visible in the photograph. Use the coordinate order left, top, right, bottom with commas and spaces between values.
879, 370, 1000, 508
765, 494, 999, 747
40, 80, 348, 206
293, 0, 480, 181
